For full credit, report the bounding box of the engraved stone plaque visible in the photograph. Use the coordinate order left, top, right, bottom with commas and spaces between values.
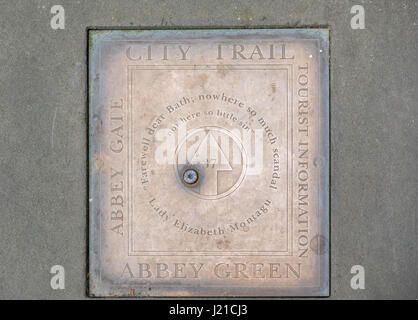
89, 29, 329, 297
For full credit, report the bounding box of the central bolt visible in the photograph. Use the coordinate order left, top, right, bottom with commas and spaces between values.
182, 168, 199, 186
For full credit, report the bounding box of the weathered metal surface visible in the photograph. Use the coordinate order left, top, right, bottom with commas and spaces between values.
89, 29, 329, 297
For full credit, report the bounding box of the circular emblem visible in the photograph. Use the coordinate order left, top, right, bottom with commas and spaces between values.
174, 126, 247, 200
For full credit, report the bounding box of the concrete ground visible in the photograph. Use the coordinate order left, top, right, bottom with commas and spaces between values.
0, 0, 416, 299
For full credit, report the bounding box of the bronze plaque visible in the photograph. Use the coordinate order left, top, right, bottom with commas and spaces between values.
89, 29, 329, 297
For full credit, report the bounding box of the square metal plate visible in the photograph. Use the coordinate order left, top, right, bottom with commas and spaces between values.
88, 29, 329, 297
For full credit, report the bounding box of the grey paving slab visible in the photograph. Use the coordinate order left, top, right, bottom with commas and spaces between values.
0, 0, 416, 299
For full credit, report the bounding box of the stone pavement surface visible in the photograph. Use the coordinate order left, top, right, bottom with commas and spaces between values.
0, 0, 416, 299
